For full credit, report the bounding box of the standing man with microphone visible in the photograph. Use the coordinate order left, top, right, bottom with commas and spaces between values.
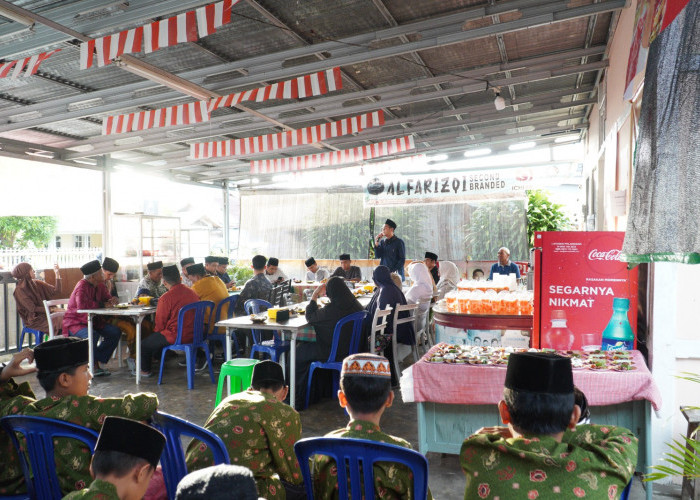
374, 218, 406, 281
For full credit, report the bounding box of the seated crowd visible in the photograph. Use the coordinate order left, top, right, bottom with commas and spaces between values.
3, 219, 638, 499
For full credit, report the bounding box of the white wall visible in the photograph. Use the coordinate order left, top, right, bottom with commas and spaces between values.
650, 263, 700, 483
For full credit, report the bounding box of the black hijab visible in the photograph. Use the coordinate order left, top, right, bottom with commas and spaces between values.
326, 276, 362, 313
364, 266, 414, 344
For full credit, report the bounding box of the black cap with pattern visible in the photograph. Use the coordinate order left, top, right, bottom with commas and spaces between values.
96, 417, 165, 467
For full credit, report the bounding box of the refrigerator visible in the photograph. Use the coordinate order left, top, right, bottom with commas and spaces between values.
533, 231, 638, 349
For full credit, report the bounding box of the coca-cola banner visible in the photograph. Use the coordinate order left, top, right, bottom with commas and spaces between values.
533, 231, 638, 349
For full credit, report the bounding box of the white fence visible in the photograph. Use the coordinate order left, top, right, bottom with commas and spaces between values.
0, 247, 101, 271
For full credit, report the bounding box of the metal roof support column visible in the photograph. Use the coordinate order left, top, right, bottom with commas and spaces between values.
100, 155, 112, 263
223, 180, 230, 258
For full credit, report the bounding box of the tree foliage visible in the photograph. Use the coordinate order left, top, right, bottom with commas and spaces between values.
0, 216, 58, 249
526, 190, 571, 246
463, 201, 528, 261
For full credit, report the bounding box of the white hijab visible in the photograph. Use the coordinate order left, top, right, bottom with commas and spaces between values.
436, 261, 460, 299
405, 262, 435, 305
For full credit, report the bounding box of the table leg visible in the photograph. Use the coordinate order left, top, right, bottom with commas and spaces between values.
290, 333, 297, 409
645, 400, 652, 500
225, 328, 232, 395
135, 316, 143, 385
87, 313, 94, 375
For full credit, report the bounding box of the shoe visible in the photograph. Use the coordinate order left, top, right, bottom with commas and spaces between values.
126, 358, 136, 373
140, 371, 154, 378
195, 358, 208, 372
93, 367, 111, 377
178, 358, 188, 367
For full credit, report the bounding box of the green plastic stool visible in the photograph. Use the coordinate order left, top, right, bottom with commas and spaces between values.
215, 359, 260, 407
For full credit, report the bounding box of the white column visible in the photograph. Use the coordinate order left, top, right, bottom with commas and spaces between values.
223, 181, 230, 256
101, 156, 112, 256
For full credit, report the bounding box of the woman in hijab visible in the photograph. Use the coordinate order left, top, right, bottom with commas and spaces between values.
12, 262, 62, 334
296, 276, 364, 408
436, 260, 460, 300
364, 265, 414, 385
405, 262, 436, 311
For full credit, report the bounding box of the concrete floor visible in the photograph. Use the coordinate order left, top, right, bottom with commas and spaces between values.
5, 353, 681, 500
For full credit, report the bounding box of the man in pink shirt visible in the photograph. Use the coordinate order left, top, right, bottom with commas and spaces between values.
139, 264, 199, 377
62, 260, 121, 377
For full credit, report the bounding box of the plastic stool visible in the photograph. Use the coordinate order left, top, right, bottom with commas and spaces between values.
215, 359, 260, 407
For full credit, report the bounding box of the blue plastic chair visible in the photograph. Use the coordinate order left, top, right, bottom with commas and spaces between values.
158, 300, 216, 390
206, 294, 240, 359
18, 324, 45, 349
244, 299, 290, 364
294, 437, 429, 500
620, 479, 632, 500
150, 411, 230, 500
0, 415, 99, 500
304, 310, 368, 409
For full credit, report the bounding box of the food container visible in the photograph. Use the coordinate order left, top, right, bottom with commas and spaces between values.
138, 296, 152, 306
267, 307, 281, 320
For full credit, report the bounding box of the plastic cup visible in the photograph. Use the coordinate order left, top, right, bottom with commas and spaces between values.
580, 332, 601, 351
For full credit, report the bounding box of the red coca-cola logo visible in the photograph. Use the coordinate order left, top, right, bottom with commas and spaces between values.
588, 249, 621, 261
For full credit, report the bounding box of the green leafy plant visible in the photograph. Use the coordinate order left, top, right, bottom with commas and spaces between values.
0, 216, 58, 248
527, 190, 570, 247
229, 263, 254, 283
463, 200, 528, 261
646, 372, 700, 482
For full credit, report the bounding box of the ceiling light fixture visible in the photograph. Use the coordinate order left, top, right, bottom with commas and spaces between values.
429, 154, 449, 162
0, 4, 35, 27
114, 56, 215, 101
464, 148, 492, 158
554, 135, 580, 143
493, 87, 506, 111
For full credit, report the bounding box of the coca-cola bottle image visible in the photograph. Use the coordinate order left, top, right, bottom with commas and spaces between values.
542, 309, 575, 350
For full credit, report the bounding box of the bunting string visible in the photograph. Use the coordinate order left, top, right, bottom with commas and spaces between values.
250, 135, 415, 174
0, 49, 61, 79
191, 110, 383, 159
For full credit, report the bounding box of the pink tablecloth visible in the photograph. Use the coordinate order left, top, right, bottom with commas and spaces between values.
412, 348, 662, 411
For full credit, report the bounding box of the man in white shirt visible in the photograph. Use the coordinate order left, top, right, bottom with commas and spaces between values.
265, 257, 288, 285
304, 257, 329, 281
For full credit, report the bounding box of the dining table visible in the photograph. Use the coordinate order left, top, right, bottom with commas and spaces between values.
78, 305, 156, 384
215, 295, 372, 408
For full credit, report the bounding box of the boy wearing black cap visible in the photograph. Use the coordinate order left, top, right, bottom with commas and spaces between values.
313, 353, 432, 499
265, 257, 288, 285
460, 352, 638, 499
331, 254, 362, 282
180, 257, 196, 287
304, 257, 330, 282
215, 257, 236, 289
233, 255, 273, 316
135, 261, 167, 299
423, 252, 439, 284
63, 259, 122, 377
374, 219, 406, 280
139, 265, 200, 377
0, 339, 159, 496
64, 417, 165, 500
204, 256, 219, 276
185, 360, 303, 500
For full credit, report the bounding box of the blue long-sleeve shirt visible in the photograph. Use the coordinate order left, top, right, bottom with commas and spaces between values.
374, 236, 406, 279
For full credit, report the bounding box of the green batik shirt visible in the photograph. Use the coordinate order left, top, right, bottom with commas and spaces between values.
460, 424, 638, 500
185, 390, 302, 500
0, 378, 158, 497
62, 478, 119, 500
312, 419, 433, 500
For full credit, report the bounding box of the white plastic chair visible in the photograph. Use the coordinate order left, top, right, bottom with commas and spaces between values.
42, 299, 69, 339
369, 305, 393, 355
391, 303, 419, 378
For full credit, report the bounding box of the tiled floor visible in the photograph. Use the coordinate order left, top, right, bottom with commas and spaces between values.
3, 353, 681, 499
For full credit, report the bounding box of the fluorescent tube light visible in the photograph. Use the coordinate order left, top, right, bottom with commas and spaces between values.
115, 56, 215, 101
464, 148, 492, 158
508, 141, 536, 151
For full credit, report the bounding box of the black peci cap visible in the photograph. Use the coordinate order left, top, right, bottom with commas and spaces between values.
217, 257, 229, 265
205, 256, 218, 264
384, 219, 397, 229
424, 252, 438, 261
146, 261, 163, 271
267, 257, 279, 266
34, 337, 89, 372
251, 360, 285, 386
180, 257, 195, 267
80, 260, 101, 275
162, 264, 180, 283
504, 352, 574, 394
102, 257, 119, 273
339, 254, 351, 261
96, 417, 165, 467
187, 263, 205, 277
305, 257, 316, 267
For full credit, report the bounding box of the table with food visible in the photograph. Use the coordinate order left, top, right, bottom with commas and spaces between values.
400, 342, 662, 496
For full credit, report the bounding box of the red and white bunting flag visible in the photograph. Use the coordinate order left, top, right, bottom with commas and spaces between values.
250, 136, 415, 174
190, 110, 384, 160
209, 67, 342, 111
80, 0, 239, 69
102, 101, 209, 135
0, 49, 61, 79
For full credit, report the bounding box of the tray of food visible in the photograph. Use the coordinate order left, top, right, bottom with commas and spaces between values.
425, 344, 636, 371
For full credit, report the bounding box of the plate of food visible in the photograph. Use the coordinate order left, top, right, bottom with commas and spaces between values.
250, 314, 267, 324
114, 303, 131, 309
